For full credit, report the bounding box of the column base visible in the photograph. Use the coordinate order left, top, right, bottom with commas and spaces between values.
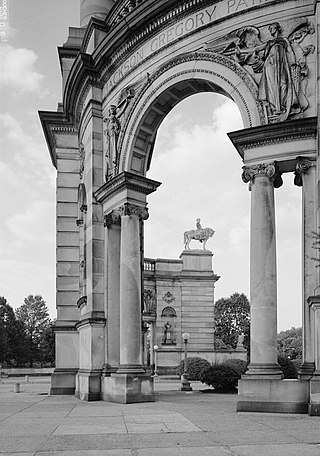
75, 369, 101, 401
180, 374, 193, 391
50, 368, 77, 395
308, 372, 320, 416
298, 362, 315, 380
245, 363, 283, 379
237, 378, 309, 414
101, 372, 155, 403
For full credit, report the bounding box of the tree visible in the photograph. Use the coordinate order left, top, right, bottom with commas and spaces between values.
15, 295, 50, 367
0, 296, 28, 366
214, 292, 250, 350
39, 320, 55, 366
277, 327, 302, 360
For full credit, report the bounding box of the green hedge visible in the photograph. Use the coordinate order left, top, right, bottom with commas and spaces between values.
176, 357, 211, 380
200, 363, 239, 392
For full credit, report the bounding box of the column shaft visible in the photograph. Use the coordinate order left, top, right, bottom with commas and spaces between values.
118, 214, 144, 372
105, 223, 121, 372
243, 164, 282, 378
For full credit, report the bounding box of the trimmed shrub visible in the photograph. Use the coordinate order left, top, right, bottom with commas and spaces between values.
278, 355, 298, 379
176, 357, 211, 380
224, 358, 248, 377
200, 363, 239, 392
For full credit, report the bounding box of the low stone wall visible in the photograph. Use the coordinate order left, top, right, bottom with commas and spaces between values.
157, 348, 247, 375
1, 368, 54, 377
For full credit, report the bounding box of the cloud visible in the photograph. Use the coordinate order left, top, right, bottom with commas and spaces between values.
145, 95, 302, 330
0, 112, 55, 187
6, 200, 55, 243
0, 45, 48, 96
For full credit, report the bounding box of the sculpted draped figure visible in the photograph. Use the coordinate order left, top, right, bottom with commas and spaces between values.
221, 20, 315, 122
103, 87, 135, 181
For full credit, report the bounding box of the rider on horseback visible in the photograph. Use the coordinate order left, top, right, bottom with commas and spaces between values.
196, 218, 202, 230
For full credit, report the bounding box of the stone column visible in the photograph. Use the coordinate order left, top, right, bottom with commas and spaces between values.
295, 158, 317, 379
117, 203, 148, 373
103, 211, 121, 373
242, 163, 282, 378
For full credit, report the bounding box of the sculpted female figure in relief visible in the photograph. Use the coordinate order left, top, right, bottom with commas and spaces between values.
222, 20, 315, 123
103, 87, 135, 181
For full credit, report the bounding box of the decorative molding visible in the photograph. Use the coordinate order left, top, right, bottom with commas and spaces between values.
294, 157, 316, 187
120, 51, 265, 172
76, 296, 87, 309
228, 117, 317, 159
242, 162, 283, 190
94, 171, 161, 205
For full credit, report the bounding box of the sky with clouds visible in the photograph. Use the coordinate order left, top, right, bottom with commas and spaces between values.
0, 0, 302, 330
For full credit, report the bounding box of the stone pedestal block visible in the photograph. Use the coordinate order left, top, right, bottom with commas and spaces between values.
237, 378, 309, 414
180, 250, 213, 271
309, 374, 320, 416
101, 372, 155, 403
50, 368, 78, 395
75, 369, 102, 401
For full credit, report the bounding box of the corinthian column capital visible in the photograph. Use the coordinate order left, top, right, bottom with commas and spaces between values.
294, 158, 316, 187
104, 203, 149, 227
242, 163, 283, 190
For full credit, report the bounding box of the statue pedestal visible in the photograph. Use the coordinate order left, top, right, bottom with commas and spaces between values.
179, 250, 213, 272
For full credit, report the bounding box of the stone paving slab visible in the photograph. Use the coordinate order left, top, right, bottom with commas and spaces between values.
1, 377, 320, 456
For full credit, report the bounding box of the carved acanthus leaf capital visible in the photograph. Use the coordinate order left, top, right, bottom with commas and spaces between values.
104, 203, 149, 227
123, 203, 149, 220
104, 209, 122, 227
294, 158, 315, 187
242, 163, 283, 190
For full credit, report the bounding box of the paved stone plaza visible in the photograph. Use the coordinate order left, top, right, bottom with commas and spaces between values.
0, 378, 319, 456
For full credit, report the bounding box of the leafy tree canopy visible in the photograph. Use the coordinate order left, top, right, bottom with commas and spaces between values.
214, 292, 250, 350
277, 326, 302, 360
15, 295, 51, 367
0, 296, 28, 366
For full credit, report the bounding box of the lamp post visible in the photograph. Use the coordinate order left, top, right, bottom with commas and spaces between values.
180, 332, 192, 391
153, 344, 159, 377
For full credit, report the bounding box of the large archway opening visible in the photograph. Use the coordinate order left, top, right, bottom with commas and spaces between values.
143, 92, 302, 332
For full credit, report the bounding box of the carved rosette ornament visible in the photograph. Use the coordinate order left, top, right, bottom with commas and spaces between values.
104, 203, 149, 227
162, 291, 175, 304
242, 163, 283, 191
294, 158, 315, 187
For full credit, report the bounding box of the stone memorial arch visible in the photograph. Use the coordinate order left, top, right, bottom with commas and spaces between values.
40, 0, 320, 414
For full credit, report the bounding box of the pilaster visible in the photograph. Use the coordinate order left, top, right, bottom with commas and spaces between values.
295, 158, 317, 379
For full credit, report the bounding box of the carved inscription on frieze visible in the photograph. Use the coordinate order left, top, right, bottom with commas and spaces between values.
107, 0, 275, 91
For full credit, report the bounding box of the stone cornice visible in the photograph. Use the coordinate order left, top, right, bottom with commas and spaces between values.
228, 117, 318, 159
75, 317, 107, 330
38, 110, 77, 168
94, 171, 161, 205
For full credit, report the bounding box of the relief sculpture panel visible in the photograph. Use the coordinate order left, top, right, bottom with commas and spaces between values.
209, 20, 315, 123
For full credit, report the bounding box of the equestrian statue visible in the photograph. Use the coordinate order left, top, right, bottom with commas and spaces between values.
183, 219, 215, 250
